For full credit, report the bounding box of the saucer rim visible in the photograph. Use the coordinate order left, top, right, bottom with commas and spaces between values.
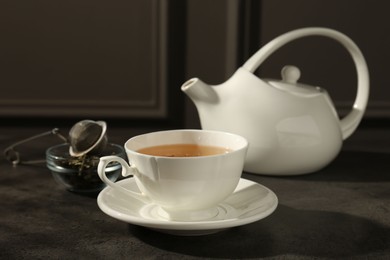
97, 177, 278, 232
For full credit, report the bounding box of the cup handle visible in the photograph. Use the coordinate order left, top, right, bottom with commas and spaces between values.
98, 155, 148, 201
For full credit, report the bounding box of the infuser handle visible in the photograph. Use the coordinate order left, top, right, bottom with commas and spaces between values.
242, 27, 370, 140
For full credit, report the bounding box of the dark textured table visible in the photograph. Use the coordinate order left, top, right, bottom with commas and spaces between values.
1, 124, 389, 259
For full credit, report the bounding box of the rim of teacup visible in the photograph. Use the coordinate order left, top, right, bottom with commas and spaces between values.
124, 129, 248, 159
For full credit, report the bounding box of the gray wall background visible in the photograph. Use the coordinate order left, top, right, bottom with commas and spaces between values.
0, 0, 388, 128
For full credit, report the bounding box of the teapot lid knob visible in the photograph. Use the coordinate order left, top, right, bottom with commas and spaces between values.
267, 65, 323, 96
281, 65, 301, 84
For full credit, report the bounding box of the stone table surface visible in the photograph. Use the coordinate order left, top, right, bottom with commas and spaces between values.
0, 124, 389, 259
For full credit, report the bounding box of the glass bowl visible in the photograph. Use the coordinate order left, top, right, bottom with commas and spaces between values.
46, 143, 126, 193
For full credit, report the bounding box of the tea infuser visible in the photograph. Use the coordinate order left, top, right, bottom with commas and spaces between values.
3, 120, 108, 166
68, 120, 107, 157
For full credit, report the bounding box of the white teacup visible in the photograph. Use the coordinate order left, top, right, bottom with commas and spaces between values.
98, 129, 248, 221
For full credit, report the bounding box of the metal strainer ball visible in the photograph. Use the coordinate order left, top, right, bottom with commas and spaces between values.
68, 120, 108, 157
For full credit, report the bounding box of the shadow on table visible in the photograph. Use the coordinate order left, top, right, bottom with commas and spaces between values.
243, 151, 390, 183
304, 150, 390, 182
130, 204, 390, 259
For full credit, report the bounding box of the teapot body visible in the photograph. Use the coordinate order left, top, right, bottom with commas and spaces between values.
194, 68, 343, 175
182, 27, 369, 175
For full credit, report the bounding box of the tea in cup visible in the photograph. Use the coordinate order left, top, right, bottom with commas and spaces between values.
97, 129, 248, 221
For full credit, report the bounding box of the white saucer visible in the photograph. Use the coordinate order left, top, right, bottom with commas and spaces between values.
97, 178, 278, 236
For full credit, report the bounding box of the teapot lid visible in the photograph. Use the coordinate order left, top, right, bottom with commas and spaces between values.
266, 65, 324, 97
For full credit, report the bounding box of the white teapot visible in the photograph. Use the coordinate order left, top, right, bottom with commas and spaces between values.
182, 27, 369, 175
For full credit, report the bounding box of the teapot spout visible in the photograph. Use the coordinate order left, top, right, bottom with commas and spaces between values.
181, 78, 219, 104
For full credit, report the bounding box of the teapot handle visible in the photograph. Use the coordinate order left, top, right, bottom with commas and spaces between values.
242, 27, 369, 140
